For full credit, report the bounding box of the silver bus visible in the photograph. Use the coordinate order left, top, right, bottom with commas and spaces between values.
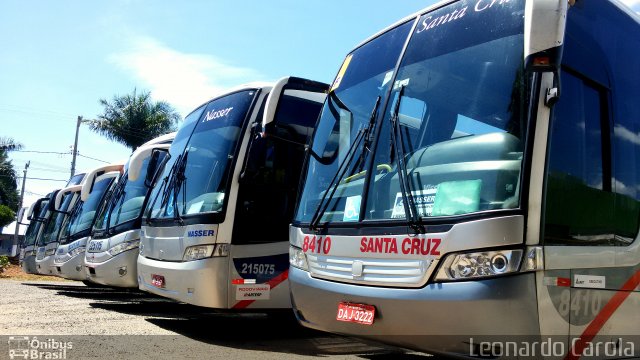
289, 0, 640, 357
85, 133, 174, 287
34, 173, 85, 275
53, 165, 122, 281
138, 77, 327, 309
20, 193, 53, 274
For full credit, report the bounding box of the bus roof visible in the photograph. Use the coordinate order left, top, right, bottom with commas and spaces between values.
185, 82, 274, 119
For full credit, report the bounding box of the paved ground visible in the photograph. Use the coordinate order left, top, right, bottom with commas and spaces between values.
0, 280, 430, 359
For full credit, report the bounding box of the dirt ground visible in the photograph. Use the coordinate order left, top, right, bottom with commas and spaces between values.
0, 264, 73, 282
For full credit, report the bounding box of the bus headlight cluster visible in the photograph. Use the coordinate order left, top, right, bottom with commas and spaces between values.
182, 244, 229, 262
435, 249, 522, 281
289, 245, 308, 271
45, 248, 56, 256
68, 247, 86, 258
183, 245, 214, 261
108, 240, 140, 257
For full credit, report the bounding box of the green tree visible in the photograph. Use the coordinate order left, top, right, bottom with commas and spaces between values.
85, 89, 181, 151
0, 205, 14, 229
0, 137, 22, 212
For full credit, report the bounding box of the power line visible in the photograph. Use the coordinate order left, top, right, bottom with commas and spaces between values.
12, 150, 110, 163
0, 174, 67, 182
25, 191, 45, 197
12, 150, 68, 155
76, 153, 110, 164
29, 167, 70, 174
22, 177, 68, 182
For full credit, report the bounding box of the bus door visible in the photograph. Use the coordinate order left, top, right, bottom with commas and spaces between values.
541, 27, 640, 356
229, 77, 327, 309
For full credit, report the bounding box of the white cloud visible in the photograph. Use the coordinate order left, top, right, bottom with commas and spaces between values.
614, 124, 640, 146
109, 37, 263, 115
618, 0, 640, 8
614, 178, 638, 198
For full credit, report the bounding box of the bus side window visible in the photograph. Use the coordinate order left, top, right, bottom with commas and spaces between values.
543, 69, 621, 245
544, 71, 615, 245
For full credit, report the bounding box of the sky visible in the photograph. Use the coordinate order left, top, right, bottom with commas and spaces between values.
1, 0, 639, 210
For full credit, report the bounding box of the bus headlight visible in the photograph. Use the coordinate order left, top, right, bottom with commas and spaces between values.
182, 244, 229, 262
435, 249, 523, 281
183, 245, 214, 261
69, 247, 86, 258
289, 245, 308, 271
45, 248, 56, 256
108, 240, 140, 257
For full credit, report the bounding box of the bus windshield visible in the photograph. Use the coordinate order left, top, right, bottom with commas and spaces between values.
148, 89, 257, 220
60, 177, 114, 244
145, 104, 205, 223
40, 194, 75, 245
296, 0, 527, 225
24, 200, 49, 247
95, 154, 165, 234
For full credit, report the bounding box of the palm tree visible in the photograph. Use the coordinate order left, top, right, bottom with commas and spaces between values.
85, 89, 181, 151
0, 137, 23, 213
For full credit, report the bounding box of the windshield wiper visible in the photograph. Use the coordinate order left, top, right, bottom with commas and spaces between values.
171, 151, 189, 225
389, 85, 424, 234
105, 177, 127, 232
309, 93, 379, 231
145, 153, 179, 223
357, 95, 381, 173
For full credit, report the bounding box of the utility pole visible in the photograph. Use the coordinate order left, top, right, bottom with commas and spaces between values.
13, 161, 29, 257
70, 115, 82, 177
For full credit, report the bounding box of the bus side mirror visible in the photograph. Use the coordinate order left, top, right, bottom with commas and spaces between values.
16, 207, 26, 224
544, 70, 560, 107
47, 190, 60, 212
145, 149, 167, 188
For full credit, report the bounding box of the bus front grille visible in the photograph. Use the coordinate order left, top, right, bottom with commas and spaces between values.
306, 254, 431, 287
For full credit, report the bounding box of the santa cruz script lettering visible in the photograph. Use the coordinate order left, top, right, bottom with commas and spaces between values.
416, 0, 512, 34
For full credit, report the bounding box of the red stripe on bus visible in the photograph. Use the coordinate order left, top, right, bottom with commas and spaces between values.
232, 270, 289, 309
564, 269, 640, 360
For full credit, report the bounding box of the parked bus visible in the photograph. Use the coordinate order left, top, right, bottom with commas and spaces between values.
84, 133, 174, 287
53, 165, 122, 281
35, 173, 85, 275
288, 0, 640, 357
20, 194, 53, 274
137, 77, 327, 308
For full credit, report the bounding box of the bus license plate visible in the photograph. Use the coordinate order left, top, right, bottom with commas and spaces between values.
336, 302, 375, 325
151, 274, 165, 288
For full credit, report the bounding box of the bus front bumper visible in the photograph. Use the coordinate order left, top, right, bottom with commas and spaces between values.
289, 267, 540, 355
137, 255, 229, 308
36, 256, 56, 276
21, 256, 37, 274
54, 253, 87, 281
85, 249, 139, 288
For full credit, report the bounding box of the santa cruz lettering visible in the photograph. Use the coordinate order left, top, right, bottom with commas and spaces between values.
360, 237, 441, 255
